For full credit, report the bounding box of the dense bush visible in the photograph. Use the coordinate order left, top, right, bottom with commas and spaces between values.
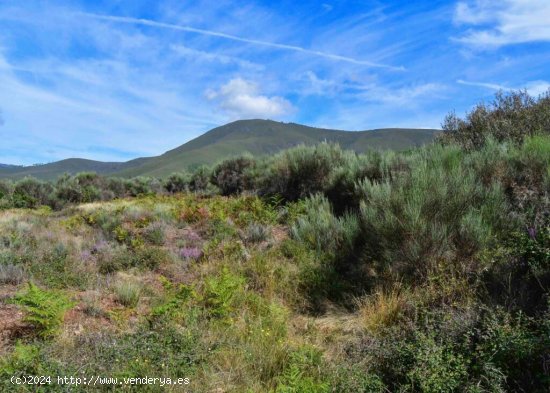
56, 172, 102, 204
0, 179, 12, 199
258, 143, 353, 201
124, 176, 158, 197
188, 165, 212, 192
356, 144, 508, 280
439, 89, 550, 149
0, 180, 12, 208
291, 194, 358, 257
12, 177, 55, 208
210, 155, 255, 196
324, 149, 409, 215
164, 171, 191, 193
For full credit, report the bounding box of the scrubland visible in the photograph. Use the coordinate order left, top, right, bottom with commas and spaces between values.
0, 91, 549, 392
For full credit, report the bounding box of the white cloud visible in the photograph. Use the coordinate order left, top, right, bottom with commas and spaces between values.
457, 79, 508, 90
206, 78, 294, 119
524, 80, 550, 97
457, 79, 550, 96
454, 0, 550, 47
0, 49, 222, 164
300, 71, 374, 96
362, 83, 445, 105
170, 45, 263, 70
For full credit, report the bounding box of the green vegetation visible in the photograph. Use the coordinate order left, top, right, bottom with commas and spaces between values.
0, 120, 438, 180
0, 91, 549, 391
11, 283, 74, 338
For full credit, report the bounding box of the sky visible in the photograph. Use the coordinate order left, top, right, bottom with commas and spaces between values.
0, 0, 549, 165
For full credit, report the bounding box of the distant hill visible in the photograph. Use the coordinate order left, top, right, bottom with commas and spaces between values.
0, 158, 150, 181
0, 120, 440, 180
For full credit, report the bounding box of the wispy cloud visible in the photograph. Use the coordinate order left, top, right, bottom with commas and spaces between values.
0, 49, 223, 164
170, 45, 263, 70
81, 13, 405, 70
0, 1, 547, 164
454, 0, 550, 47
457, 79, 550, 96
457, 79, 508, 90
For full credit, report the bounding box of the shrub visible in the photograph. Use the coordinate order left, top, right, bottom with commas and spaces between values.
98, 246, 169, 274
356, 144, 507, 280
97, 246, 130, 274
189, 165, 212, 192
164, 172, 191, 193
439, 89, 550, 149
210, 155, 255, 196
0, 180, 12, 203
259, 143, 352, 201
55, 172, 102, 204
124, 177, 156, 197
143, 222, 166, 245
133, 247, 170, 270
11, 282, 74, 338
106, 177, 127, 198
114, 280, 142, 307
0, 263, 25, 285
179, 247, 202, 261
325, 150, 409, 215
28, 242, 88, 289
407, 334, 468, 393
328, 365, 386, 393
243, 223, 271, 244
291, 194, 358, 257
12, 177, 54, 208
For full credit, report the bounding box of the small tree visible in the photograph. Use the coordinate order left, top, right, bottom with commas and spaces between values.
210, 156, 255, 196
189, 166, 212, 192
439, 89, 550, 149
12, 177, 54, 208
164, 172, 191, 193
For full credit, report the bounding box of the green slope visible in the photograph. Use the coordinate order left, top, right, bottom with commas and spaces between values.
0, 120, 439, 180
116, 120, 439, 177
0, 158, 151, 181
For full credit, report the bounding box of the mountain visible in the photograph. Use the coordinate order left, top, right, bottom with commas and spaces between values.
0, 120, 440, 180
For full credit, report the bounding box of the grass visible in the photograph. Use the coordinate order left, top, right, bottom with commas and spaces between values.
0, 130, 549, 391
113, 279, 142, 308
358, 287, 408, 335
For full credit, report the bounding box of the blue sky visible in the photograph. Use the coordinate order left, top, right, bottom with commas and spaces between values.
0, 0, 549, 165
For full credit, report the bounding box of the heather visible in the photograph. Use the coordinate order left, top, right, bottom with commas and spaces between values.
0, 91, 549, 392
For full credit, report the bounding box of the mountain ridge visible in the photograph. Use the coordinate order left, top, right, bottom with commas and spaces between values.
0, 119, 440, 180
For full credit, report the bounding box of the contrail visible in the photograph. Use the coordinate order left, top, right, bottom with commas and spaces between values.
457, 79, 509, 91
81, 13, 405, 71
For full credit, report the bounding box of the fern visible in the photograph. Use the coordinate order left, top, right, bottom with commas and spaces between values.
12, 282, 74, 338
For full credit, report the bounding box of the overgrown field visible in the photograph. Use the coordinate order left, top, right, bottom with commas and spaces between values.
0, 91, 549, 392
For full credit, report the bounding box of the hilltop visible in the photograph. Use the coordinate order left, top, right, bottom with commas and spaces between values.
0, 120, 439, 180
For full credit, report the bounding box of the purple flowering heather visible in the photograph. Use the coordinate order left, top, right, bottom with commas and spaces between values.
527, 227, 537, 240
185, 230, 202, 243
179, 247, 202, 261
80, 250, 93, 262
